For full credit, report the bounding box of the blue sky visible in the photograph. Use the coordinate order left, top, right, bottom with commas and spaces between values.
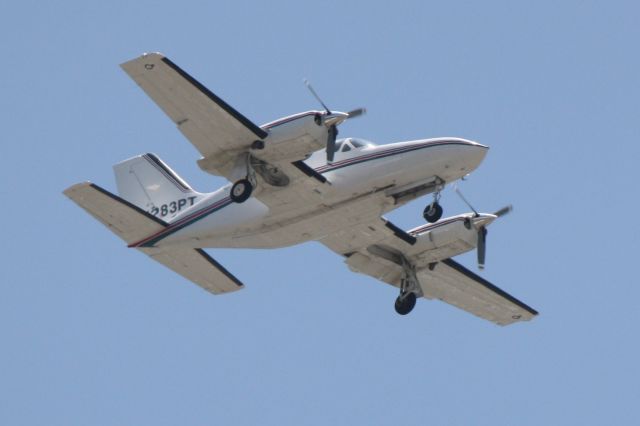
2, 1, 639, 424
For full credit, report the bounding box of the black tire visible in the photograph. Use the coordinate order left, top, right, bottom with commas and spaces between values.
394, 292, 417, 315
230, 179, 253, 203
423, 202, 443, 223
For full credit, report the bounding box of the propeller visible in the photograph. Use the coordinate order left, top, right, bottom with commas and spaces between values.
477, 226, 487, 270
493, 205, 513, 218
304, 79, 330, 114
454, 185, 512, 270
304, 79, 366, 163
346, 107, 366, 119
327, 124, 339, 163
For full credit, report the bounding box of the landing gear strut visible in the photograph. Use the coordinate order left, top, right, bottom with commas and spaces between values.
423, 184, 444, 223
394, 255, 422, 315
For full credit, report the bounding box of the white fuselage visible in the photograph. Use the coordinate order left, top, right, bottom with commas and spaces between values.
131, 114, 488, 250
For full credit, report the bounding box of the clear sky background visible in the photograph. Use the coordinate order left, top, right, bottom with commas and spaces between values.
2, 1, 639, 425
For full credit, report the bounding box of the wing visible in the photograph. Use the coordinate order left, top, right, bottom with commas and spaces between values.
63, 182, 243, 294
320, 216, 419, 256
121, 53, 331, 209
418, 259, 537, 325
121, 53, 267, 175
319, 217, 537, 326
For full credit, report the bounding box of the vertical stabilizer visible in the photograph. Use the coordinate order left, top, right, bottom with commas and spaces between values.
114, 153, 205, 220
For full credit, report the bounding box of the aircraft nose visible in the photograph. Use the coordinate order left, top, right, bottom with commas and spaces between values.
453, 139, 489, 175
465, 140, 489, 166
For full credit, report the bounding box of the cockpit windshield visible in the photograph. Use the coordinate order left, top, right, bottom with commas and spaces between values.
333, 138, 375, 152
349, 138, 372, 148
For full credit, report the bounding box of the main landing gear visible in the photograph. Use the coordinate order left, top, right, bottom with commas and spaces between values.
395, 291, 417, 315
230, 179, 253, 203
394, 255, 422, 315
422, 184, 444, 223
230, 152, 258, 203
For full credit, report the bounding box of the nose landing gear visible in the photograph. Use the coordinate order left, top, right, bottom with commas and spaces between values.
423, 202, 443, 223
423, 185, 444, 223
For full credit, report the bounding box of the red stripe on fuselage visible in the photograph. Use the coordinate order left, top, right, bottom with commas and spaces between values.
129, 196, 232, 247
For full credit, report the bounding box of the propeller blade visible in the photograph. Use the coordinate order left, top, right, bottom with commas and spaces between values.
327, 125, 338, 163
454, 185, 479, 216
304, 79, 331, 114
493, 205, 513, 217
477, 227, 487, 270
347, 107, 366, 119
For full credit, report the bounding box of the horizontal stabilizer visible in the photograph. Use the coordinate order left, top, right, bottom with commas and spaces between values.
63, 182, 243, 295
63, 182, 167, 244
139, 247, 243, 294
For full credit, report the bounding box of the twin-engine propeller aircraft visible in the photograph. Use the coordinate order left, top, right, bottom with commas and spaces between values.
64, 53, 537, 325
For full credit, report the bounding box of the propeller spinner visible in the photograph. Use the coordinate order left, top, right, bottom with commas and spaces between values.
304, 80, 366, 163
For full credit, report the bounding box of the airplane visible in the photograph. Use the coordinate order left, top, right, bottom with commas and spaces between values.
63, 52, 537, 325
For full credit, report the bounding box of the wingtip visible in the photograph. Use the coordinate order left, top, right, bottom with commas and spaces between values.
62, 181, 93, 196
119, 52, 166, 69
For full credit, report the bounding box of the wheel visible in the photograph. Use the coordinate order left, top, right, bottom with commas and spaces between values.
423, 202, 443, 223
394, 292, 417, 315
230, 179, 253, 203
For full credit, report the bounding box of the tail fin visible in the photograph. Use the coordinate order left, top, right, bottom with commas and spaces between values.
114, 153, 205, 219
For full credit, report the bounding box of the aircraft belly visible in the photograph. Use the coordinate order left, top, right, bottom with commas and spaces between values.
194, 192, 387, 249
